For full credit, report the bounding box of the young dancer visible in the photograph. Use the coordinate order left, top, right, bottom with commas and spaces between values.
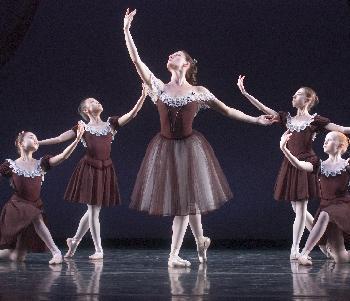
38, 85, 147, 260
237, 76, 350, 259
0, 125, 84, 264
123, 9, 275, 267
280, 130, 350, 265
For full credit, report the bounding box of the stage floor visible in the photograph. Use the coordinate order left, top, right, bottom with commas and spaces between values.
0, 248, 349, 300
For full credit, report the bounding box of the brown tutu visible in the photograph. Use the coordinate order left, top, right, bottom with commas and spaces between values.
130, 131, 233, 216
274, 154, 319, 202
0, 195, 46, 252
64, 155, 121, 207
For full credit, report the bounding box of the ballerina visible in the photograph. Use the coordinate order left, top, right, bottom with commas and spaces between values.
123, 8, 275, 267
0, 124, 84, 264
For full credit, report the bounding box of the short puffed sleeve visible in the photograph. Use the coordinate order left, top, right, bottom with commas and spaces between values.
40, 155, 53, 172
312, 115, 331, 132
0, 161, 12, 178
107, 116, 120, 131
194, 88, 219, 111
276, 111, 288, 126
147, 73, 165, 104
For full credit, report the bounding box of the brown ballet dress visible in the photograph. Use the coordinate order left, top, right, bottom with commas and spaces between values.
0, 156, 52, 252
64, 117, 121, 207
274, 112, 330, 202
313, 160, 350, 243
130, 73, 233, 216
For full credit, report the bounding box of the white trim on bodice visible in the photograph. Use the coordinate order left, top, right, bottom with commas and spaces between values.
6, 158, 46, 182
80, 118, 116, 148
320, 159, 349, 177
286, 112, 317, 132
147, 73, 216, 109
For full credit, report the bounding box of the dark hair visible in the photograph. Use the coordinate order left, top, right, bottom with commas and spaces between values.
301, 87, 319, 110
15, 131, 27, 155
181, 50, 198, 85
78, 99, 89, 121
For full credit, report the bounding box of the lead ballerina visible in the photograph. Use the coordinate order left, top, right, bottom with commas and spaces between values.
123, 9, 275, 267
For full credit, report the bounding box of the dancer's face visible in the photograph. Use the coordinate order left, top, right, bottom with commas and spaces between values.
292, 88, 310, 110
84, 98, 103, 116
20, 132, 39, 153
167, 51, 189, 72
323, 132, 341, 155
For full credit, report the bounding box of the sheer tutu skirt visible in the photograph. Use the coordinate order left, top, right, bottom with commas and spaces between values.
130, 131, 233, 216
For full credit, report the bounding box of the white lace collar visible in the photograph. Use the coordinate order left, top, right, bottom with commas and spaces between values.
6, 158, 46, 180
286, 113, 317, 132
147, 74, 215, 109
320, 159, 349, 177
80, 118, 115, 148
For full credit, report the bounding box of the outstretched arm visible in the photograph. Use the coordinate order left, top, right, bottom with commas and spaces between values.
325, 123, 350, 134
38, 130, 76, 146
49, 123, 85, 167
280, 131, 313, 172
199, 86, 275, 126
123, 9, 154, 86
118, 84, 147, 127
237, 75, 278, 116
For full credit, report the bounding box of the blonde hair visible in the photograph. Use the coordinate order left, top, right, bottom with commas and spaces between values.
301, 87, 319, 110
331, 131, 349, 155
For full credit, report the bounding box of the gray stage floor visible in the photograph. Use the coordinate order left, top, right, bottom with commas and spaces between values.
0, 248, 349, 300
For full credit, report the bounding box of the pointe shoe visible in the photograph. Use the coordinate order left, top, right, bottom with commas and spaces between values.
64, 238, 80, 258
298, 254, 312, 266
197, 237, 211, 263
290, 250, 311, 261
49, 252, 63, 265
89, 252, 104, 260
290, 249, 301, 260
168, 254, 191, 268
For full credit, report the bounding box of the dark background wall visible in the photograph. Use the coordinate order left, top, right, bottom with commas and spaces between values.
0, 0, 349, 240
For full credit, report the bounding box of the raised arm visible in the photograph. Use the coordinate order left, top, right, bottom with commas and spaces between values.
49, 123, 85, 167
237, 75, 278, 116
123, 9, 153, 86
198, 86, 275, 126
280, 131, 313, 172
38, 130, 76, 146
118, 84, 147, 127
325, 123, 350, 135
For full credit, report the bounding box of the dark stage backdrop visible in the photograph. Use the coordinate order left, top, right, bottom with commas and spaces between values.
0, 0, 349, 240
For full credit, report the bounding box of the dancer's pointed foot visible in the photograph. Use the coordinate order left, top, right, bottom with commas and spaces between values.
197, 237, 211, 263
64, 238, 80, 258
89, 252, 104, 260
168, 254, 191, 268
49, 252, 63, 265
298, 254, 312, 266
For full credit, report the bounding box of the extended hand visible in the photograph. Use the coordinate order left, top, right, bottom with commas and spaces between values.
124, 8, 136, 31
256, 114, 277, 126
237, 75, 247, 94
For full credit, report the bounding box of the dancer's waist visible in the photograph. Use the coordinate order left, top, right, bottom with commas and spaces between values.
83, 155, 113, 169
